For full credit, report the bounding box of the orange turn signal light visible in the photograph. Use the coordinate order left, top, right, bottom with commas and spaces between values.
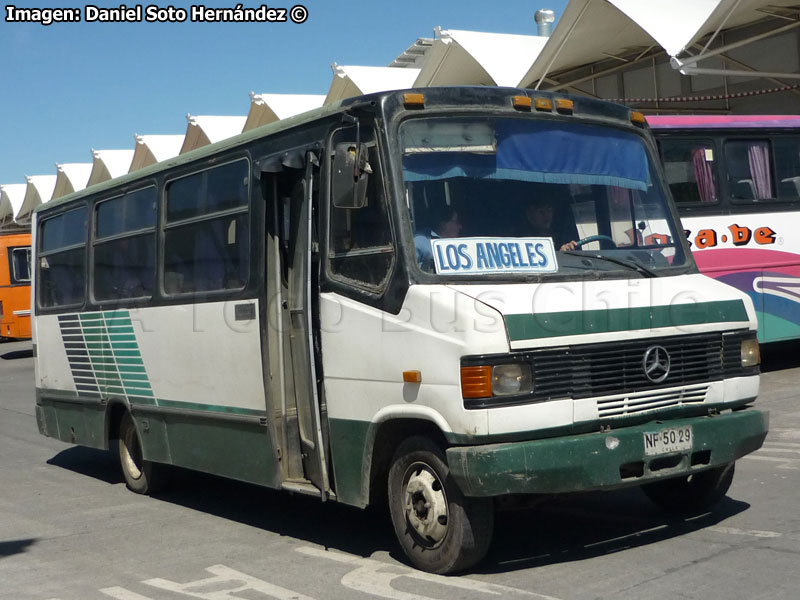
403, 93, 425, 109
461, 366, 492, 399
403, 370, 422, 383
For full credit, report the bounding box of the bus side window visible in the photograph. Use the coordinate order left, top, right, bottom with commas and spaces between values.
38, 207, 88, 309
163, 160, 250, 295
328, 139, 394, 290
93, 187, 157, 302
658, 139, 718, 204
724, 139, 775, 201
10, 247, 31, 283
773, 137, 800, 200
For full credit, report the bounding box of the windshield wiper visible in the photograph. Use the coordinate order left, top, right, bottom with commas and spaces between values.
560, 251, 657, 278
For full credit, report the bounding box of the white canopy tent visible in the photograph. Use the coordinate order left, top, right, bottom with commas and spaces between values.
87, 150, 135, 187
180, 115, 248, 154
520, 0, 800, 104
129, 134, 185, 172
16, 175, 56, 225
0, 184, 27, 228
414, 28, 548, 87
243, 93, 327, 132
51, 162, 93, 201
325, 64, 421, 104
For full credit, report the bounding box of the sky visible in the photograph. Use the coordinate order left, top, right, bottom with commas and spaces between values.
0, 0, 568, 186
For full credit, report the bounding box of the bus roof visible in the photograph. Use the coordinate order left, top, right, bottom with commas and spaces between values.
34, 97, 350, 216
647, 115, 800, 130
35, 86, 640, 216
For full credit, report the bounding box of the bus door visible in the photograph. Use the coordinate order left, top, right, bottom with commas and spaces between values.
267, 152, 330, 498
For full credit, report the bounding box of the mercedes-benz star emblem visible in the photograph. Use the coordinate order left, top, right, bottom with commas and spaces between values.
642, 345, 670, 383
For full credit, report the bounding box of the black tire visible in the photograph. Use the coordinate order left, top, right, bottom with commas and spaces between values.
641, 462, 735, 512
387, 436, 494, 574
118, 412, 168, 495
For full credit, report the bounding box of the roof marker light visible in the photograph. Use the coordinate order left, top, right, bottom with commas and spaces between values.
403, 93, 425, 109
631, 111, 647, 126
555, 98, 574, 114
534, 97, 553, 112
513, 96, 532, 111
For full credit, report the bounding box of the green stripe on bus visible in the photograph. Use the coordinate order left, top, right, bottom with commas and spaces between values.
108, 334, 137, 342
103, 310, 131, 318
128, 396, 157, 405
106, 326, 135, 334
79, 314, 104, 322
110, 342, 139, 350
105, 322, 132, 330
505, 300, 748, 341
119, 373, 150, 382
125, 388, 154, 397
116, 358, 144, 366
156, 399, 266, 417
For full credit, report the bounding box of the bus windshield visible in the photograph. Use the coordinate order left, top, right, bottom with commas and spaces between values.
401, 117, 688, 278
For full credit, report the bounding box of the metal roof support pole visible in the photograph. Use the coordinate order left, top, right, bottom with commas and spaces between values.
692, 43, 800, 98
698, 0, 744, 57
673, 19, 800, 70
534, 0, 593, 90
541, 47, 661, 92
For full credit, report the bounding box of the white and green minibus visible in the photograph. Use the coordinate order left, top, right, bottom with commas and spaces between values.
33, 87, 768, 574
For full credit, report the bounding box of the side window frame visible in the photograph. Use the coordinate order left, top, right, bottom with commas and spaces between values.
8, 246, 31, 284
657, 136, 721, 208
37, 204, 89, 312
161, 157, 252, 299
723, 136, 777, 204
323, 123, 396, 296
91, 185, 158, 305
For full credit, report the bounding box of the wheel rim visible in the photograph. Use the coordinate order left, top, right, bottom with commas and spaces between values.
121, 423, 143, 481
402, 461, 448, 548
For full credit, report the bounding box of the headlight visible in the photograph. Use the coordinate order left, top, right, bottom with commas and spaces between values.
461, 362, 533, 399
741, 337, 760, 367
492, 363, 533, 396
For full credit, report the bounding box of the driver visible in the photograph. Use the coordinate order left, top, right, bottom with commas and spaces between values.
522, 198, 579, 251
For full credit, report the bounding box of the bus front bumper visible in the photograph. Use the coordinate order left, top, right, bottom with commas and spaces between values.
446, 409, 768, 497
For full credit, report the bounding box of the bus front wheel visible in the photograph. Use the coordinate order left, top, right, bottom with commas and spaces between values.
118, 412, 167, 495
387, 436, 493, 574
641, 462, 735, 512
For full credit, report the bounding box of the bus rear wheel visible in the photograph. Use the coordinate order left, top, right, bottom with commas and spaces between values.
387, 436, 493, 574
641, 462, 735, 512
118, 412, 167, 495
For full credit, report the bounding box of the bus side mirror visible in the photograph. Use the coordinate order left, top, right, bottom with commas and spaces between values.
332, 142, 371, 209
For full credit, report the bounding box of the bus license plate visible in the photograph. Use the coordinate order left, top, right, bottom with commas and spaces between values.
643, 425, 693, 456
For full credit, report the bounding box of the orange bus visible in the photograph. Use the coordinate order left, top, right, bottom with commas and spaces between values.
0, 232, 32, 340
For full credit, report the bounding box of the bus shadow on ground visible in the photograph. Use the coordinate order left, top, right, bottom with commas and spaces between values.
0, 349, 33, 360
481, 489, 749, 573
47, 446, 125, 486
761, 341, 800, 372
0, 538, 37, 559
46, 446, 751, 572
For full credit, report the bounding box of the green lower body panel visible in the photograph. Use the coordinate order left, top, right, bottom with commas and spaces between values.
447, 409, 769, 497
36, 399, 107, 449
36, 391, 280, 489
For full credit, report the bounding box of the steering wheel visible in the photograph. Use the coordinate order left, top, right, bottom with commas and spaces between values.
574, 234, 617, 248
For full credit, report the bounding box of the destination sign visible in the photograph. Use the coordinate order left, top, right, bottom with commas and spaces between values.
431, 237, 558, 275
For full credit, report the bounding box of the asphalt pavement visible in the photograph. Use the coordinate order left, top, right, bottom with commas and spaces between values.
1, 338, 799, 600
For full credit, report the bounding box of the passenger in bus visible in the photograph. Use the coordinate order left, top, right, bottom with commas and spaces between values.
519, 197, 579, 251
414, 204, 463, 270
